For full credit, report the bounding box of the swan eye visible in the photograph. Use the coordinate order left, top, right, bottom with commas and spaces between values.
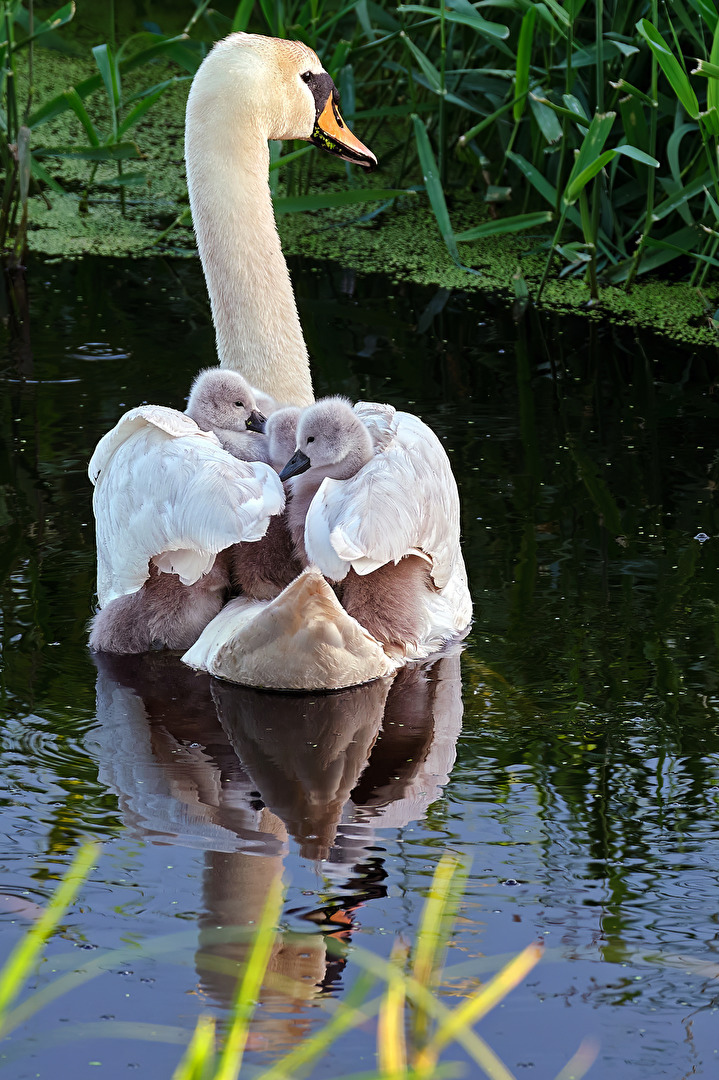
300, 71, 312, 83
234, 401, 244, 408
306, 436, 315, 443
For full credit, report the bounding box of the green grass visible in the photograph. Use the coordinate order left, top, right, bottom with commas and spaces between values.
5, 0, 718, 300
0, 848, 598, 1080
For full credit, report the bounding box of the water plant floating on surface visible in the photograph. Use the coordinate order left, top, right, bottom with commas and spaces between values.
89, 32, 471, 691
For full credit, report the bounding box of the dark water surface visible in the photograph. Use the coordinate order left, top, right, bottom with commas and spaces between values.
2, 255, 719, 1079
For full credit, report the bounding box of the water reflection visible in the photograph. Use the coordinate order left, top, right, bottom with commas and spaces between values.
90, 650, 463, 1022
5, 255, 719, 1077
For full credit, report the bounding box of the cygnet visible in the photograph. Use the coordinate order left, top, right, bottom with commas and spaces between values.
227, 406, 304, 600
279, 396, 375, 564
185, 367, 269, 461
280, 397, 434, 652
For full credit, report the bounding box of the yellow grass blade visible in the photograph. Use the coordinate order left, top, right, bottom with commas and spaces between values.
214, 876, 283, 1080
415, 941, 543, 1072
378, 944, 408, 1077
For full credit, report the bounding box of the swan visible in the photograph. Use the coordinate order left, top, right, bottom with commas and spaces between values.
90, 32, 471, 689
266, 406, 301, 472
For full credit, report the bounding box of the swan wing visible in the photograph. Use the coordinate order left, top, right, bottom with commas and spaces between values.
90, 406, 284, 607
304, 402, 461, 589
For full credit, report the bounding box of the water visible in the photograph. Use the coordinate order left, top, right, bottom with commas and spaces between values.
2, 255, 719, 1078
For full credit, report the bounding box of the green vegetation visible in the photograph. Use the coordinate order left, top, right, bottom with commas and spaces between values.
2, 0, 719, 310
0, 850, 595, 1080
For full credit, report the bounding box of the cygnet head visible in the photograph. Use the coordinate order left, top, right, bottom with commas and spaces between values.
266, 406, 301, 473
279, 397, 373, 482
186, 368, 266, 433
187, 34, 376, 166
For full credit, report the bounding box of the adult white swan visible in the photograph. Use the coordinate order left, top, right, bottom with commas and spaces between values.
90, 32, 471, 690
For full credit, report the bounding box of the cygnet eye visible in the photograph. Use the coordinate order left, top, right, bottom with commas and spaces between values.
234, 400, 244, 408
300, 70, 312, 83
306, 436, 315, 443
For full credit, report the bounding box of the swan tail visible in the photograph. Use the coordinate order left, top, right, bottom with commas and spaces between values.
182, 568, 401, 691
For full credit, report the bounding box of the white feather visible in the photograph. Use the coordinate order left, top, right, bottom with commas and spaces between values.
301, 403, 472, 650
90, 406, 284, 607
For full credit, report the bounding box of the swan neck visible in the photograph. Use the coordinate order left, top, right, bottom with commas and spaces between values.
186, 94, 314, 407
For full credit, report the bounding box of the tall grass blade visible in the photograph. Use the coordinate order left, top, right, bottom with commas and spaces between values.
637, 19, 700, 118
514, 8, 536, 122
411, 853, 466, 1042
507, 151, 584, 230
0, 843, 99, 1027
458, 94, 528, 146
171, 1015, 216, 1080
456, 211, 553, 241
402, 33, 442, 93
269, 144, 313, 172
116, 86, 168, 138
59, 87, 100, 146
231, 0, 255, 33
443, 0, 509, 40
12, 1, 75, 50
213, 876, 283, 1080
566, 111, 615, 189
255, 971, 379, 1080
707, 20, 719, 112
415, 941, 543, 1071
29, 157, 64, 193
274, 188, 411, 214
412, 114, 464, 266
92, 43, 120, 135
686, 0, 718, 31
528, 92, 563, 142
378, 944, 408, 1078
692, 58, 719, 78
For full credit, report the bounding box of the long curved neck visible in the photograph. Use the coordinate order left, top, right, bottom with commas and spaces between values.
185, 83, 314, 408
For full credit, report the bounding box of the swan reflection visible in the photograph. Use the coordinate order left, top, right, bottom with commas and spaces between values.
89, 650, 463, 1031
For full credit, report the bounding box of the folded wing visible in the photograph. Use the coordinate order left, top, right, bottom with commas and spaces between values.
303, 402, 462, 589
90, 406, 285, 606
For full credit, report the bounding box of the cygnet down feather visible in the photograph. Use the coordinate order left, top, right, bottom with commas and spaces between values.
185, 367, 269, 462
227, 406, 304, 600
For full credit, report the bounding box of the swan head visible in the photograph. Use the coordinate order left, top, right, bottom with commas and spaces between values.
279, 396, 374, 481
266, 406, 301, 472
186, 368, 267, 433
189, 33, 376, 168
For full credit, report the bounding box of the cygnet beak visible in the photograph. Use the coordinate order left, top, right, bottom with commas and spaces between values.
245, 410, 267, 433
279, 448, 311, 481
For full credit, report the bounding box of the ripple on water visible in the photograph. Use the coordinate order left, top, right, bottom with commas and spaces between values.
67, 342, 131, 362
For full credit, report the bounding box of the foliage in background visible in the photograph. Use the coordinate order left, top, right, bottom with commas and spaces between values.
4, 0, 719, 299
0, 849, 597, 1080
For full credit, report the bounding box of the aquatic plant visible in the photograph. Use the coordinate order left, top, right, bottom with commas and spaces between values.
182, 0, 718, 298
8, 0, 719, 299
0, 0, 206, 264
0, 849, 596, 1079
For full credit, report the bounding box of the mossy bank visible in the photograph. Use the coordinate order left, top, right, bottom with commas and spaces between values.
20, 51, 719, 349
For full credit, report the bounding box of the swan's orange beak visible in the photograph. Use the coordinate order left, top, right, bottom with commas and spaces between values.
310, 95, 377, 171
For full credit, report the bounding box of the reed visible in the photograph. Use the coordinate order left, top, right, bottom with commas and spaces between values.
9, 0, 718, 299
0, 849, 597, 1080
